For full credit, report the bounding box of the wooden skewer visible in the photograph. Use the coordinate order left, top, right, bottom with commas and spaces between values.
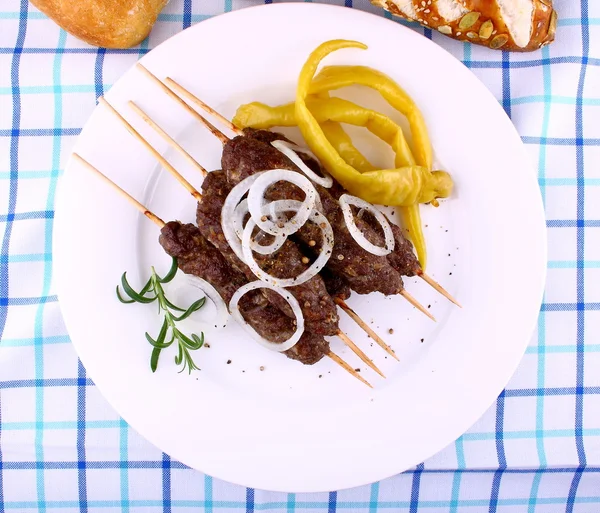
337, 330, 385, 378
328, 351, 372, 388
164, 77, 244, 137
400, 290, 436, 321
73, 153, 369, 387
72, 153, 165, 228
335, 298, 399, 361
99, 97, 202, 202
135, 63, 230, 145
128, 101, 208, 177
418, 272, 461, 307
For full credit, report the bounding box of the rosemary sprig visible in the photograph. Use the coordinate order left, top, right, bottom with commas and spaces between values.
116, 257, 206, 374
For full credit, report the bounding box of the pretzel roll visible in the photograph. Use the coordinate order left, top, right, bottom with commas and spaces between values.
371, 0, 557, 51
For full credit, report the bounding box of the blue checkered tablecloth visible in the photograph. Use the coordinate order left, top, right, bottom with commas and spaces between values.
1, 0, 599, 510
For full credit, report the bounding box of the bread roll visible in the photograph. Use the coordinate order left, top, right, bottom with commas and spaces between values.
371, 0, 557, 51
29, 0, 168, 49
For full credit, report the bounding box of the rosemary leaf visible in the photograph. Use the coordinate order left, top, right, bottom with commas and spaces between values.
175, 342, 184, 366
156, 317, 169, 346
116, 286, 135, 304
163, 296, 186, 313
150, 347, 161, 373
191, 333, 205, 350
139, 276, 154, 296
145, 330, 173, 349
158, 257, 179, 284
172, 297, 206, 322
121, 272, 156, 303
174, 329, 196, 349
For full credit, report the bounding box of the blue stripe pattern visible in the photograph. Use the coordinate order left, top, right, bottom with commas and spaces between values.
567, 1, 591, 510
1, 0, 600, 510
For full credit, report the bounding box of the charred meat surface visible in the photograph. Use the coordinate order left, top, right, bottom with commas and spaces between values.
285, 331, 330, 365
158, 221, 328, 364
221, 131, 405, 296
351, 209, 421, 277
159, 221, 247, 304
197, 170, 340, 337
223, 133, 293, 184
242, 128, 325, 177
196, 171, 254, 276
320, 268, 352, 301
385, 221, 421, 277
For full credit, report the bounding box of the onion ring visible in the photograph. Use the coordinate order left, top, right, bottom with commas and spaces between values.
233, 198, 287, 255
221, 172, 264, 262
271, 139, 333, 188
229, 281, 304, 352
247, 169, 317, 236
186, 276, 229, 329
339, 194, 395, 256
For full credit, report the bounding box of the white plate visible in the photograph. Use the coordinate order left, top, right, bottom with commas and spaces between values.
53, 3, 546, 493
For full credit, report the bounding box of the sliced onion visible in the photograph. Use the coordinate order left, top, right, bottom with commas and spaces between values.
232, 198, 249, 240
248, 230, 287, 255
241, 200, 334, 287
247, 169, 317, 237
271, 139, 333, 188
229, 281, 304, 352
233, 198, 286, 255
339, 194, 395, 256
221, 172, 264, 262
186, 276, 229, 329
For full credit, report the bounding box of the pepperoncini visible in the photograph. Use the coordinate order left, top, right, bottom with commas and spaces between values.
234, 96, 415, 168
319, 121, 377, 173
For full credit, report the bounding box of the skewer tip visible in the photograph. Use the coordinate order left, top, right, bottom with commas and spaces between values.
335, 298, 399, 361
336, 331, 386, 379
400, 290, 436, 322
327, 351, 373, 388
418, 272, 462, 308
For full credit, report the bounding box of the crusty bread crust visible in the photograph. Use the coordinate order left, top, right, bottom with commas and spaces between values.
371, 0, 557, 51
29, 0, 168, 49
